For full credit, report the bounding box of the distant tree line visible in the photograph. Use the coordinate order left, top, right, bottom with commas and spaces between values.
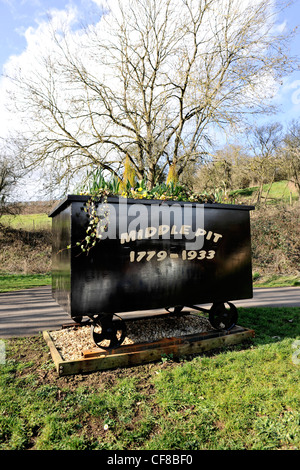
1, 119, 300, 212
193, 120, 300, 203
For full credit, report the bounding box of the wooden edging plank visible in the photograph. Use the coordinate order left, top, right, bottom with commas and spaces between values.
82, 336, 184, 358
43, 327, 255, 376
43, 330, 64, 374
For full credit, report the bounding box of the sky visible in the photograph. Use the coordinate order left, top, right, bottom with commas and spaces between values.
0, 0, 299, 123
0, 0, 103, 70
0, 0, 299, 200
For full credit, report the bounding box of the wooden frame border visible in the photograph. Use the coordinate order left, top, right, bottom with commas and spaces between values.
43, 325, 255, 376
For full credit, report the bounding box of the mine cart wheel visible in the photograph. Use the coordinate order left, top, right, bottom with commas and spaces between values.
91, 314, 127, 349
209, 302, 238, 330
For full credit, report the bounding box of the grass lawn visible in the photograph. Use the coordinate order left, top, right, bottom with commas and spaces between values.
261, 180, 299, 202
0, 272, 299, 293
0, 274, 52, 292
0, 213, 51, 230
230, 180, 299, 204
253, 274, 300, 288
0, 306, 299, 450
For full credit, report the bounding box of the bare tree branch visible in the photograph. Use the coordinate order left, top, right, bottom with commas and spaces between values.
4, 0, 298, 192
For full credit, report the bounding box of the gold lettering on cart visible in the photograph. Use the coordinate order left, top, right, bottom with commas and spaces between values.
129, 250, 216, 263
120, 225, 222, 244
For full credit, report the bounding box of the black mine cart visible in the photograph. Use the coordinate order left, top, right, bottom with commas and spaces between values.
49, 195, 254, 349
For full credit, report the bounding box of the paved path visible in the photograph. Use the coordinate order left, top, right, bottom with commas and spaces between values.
0, 285, 299, 338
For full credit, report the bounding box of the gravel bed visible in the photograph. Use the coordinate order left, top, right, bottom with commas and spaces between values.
50, 313, 213, 361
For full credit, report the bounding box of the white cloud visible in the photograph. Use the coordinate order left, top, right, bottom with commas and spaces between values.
273, 77, 300, 105
289, 79, 300, 105
275, 19, 287, 33
0, 5, 80, 135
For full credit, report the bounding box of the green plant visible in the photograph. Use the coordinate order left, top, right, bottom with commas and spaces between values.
79, 169, 216, 203
74, 170, 216, 254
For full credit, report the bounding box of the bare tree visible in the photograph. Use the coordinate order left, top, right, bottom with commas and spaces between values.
0, 153, 20, 215
246, 122, 283, 204
5, 0, 298, 193
281, 120, 300, 194
195, 143, 251, 191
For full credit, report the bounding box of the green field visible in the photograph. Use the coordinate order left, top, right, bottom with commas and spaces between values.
262, 181, 298, 202
253, 274, 300, 288
230, 180, 299, 204
0, 213, 51, 230
0, 274, 52, 292
1, 272, 299, 293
